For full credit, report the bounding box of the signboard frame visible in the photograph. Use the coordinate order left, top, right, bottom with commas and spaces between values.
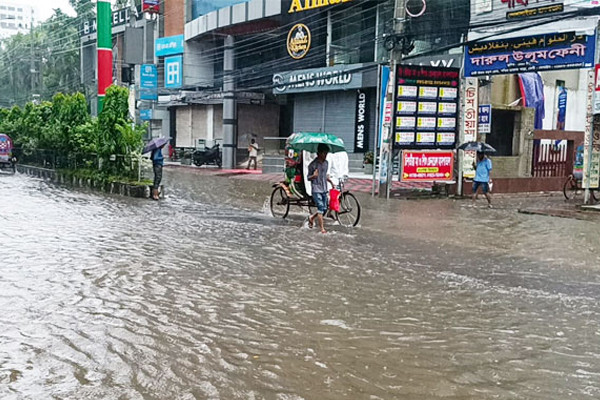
393, 65, 461, 150
464, 32, 596, 77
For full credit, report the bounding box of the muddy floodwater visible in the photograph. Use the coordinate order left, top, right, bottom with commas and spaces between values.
1, 169, 600, 399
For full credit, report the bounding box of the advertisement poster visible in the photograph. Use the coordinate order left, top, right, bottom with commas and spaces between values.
397, 117, 416, 129
438, 102, 457, 115
479, 104, 492, 134
463, 151, 477, 179
418, 102, 438, 114
401, 151, 455, 182
396, 131, 415, 145
464, 32, 596, 77
416, 132, 435, 145
140, 64, 158, 101
583, 70, 594, 189
463, 78, 479, 142
142, 0, 160, 13
397, 101, 417, 114
393, 65, 460, 149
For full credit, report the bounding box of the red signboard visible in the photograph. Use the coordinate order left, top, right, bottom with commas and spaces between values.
401, 150, 454, 182
143, 0, 160, 13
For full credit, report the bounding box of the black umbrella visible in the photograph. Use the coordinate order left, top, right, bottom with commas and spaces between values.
457, 141, 496, 153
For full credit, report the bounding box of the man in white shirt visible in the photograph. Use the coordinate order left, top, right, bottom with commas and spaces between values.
247, 138, 259, 170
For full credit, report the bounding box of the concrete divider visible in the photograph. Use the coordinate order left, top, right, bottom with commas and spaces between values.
17, 164, 158, 199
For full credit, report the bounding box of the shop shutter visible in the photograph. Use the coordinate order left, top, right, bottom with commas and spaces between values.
293, 94, 325, 133
324, 91, 356, 153
293, 92, 356, 153
175, 107, 192, 148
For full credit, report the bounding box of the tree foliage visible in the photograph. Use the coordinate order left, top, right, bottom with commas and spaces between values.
0, 87, 145, 178
0, 8, 84, 107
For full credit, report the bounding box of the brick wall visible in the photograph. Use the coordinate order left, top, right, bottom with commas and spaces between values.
490, 156, 520, 179
164, 0, 185, 37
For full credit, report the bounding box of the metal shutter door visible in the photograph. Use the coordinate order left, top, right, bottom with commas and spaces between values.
293, 94, 325, 133
324, 91, 356, 153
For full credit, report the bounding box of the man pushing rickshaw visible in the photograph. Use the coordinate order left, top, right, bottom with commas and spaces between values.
270, 132, 361, 229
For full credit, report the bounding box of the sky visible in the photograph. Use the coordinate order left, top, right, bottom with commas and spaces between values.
28, 0, 76, 22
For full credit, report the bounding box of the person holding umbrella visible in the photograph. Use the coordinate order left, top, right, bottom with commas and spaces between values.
143, 137, 169, 200
472, 151, 493, 208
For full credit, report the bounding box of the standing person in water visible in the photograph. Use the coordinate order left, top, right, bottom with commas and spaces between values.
307, 143, 335, 233
151, 144, 165, 200
472, 151, 492, 208
247, 138, 259, 170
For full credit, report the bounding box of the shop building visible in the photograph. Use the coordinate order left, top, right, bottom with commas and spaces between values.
462, 0, 599, 193
173, 0, 395, 168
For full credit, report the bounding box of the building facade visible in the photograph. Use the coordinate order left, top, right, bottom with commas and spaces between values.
0, 0, 37, 39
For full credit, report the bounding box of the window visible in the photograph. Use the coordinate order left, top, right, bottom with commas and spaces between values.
329, 4, 376, 65
8, 7, 14, 11
165, 59, 181, 87
488, 110, 516, 156
17, 8, 22, 12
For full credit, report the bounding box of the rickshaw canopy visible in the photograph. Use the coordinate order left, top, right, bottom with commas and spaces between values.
0, 134, 13, 156
288, 132, 346, 154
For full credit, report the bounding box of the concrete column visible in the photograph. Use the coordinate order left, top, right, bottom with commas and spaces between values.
207, 105, 214, 141
223, 35, 237, 169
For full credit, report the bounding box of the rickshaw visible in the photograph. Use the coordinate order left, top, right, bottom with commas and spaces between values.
269, 132, 361, 227
0, 134, 16, 174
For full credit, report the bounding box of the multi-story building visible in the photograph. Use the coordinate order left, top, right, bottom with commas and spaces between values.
0, 0, 37, 39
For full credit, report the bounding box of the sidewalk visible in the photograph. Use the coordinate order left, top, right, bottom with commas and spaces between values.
164, 162, 430, 194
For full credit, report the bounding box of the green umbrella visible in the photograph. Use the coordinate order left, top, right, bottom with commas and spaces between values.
288, 132, 346, 153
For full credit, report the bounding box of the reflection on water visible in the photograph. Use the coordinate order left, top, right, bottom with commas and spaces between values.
0, 170, 599, 399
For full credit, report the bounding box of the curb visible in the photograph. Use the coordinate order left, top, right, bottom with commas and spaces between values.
17, 164, 159, 199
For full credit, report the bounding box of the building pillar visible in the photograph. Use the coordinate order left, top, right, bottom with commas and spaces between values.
223, 35, 237, 169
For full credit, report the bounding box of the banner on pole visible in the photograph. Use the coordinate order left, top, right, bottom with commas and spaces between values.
140, 64, 158, 100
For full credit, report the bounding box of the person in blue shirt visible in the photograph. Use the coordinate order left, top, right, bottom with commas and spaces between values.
151, 145, 165, 200
472, 151, 492, 208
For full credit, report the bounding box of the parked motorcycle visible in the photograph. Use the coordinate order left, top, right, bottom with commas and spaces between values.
192, 144, 222, 168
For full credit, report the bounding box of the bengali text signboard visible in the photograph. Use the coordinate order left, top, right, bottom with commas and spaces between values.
393, 65, 460, 149
465, 32, 596, 77
401, 150, 455, 182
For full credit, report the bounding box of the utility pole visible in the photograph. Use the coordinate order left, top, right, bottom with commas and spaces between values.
29, 14, 38, 102
379, 0, 406, 198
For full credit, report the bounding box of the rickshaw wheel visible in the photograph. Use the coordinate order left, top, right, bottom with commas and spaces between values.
562, 175, 579, 200
336, 192, 361, 227
270, 186, 290, 219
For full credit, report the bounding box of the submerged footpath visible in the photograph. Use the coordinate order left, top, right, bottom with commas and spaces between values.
164, 162, 600, 221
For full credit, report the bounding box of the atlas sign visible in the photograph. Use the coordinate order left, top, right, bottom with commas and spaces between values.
288, 0, 353, 13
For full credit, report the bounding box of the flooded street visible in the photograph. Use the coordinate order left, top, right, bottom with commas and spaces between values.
2, 169, 600, 399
